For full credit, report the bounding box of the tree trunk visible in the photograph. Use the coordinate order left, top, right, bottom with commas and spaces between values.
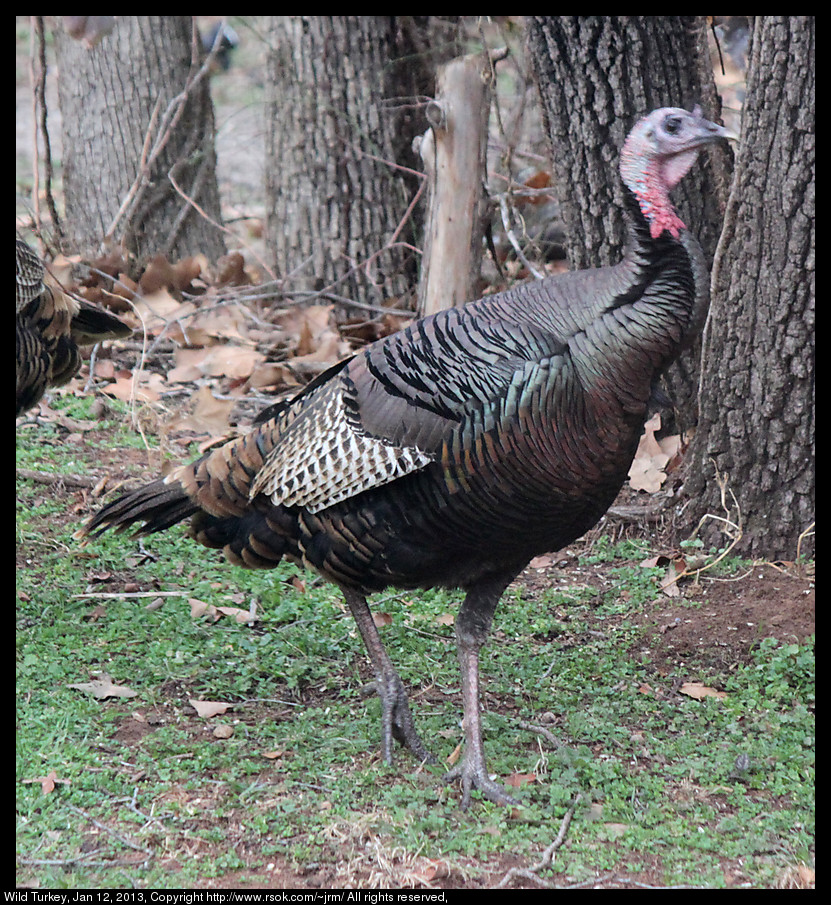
685, 17, 815, 560
56, 16, 227, 264
265, 16, 454, 307
525, 16, 733, 431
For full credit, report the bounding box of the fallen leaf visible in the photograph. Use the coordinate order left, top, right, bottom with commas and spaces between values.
103, 369, 164, 403
92, 359, 117, 380
203, 345, 264, 379
22, 771, 69, 790
189, 597, 210, 617
435, 613, 455, 626
190, 699, 232, 718
84, 604, 107, 621
262, 749, 285, 760
215, 604, 258, 624
372, 612, 392, 628
629, 413, 678, 492
249, 362, 302, 390
132, 289, 195, 336
167, 386, 234, 437
660, 561, 682, 597
41, 770, 57, 794
680, 682, 727, 701
68, 676, 137, 699
446, 742, 463, 766
166, 347, 208, 383
505, 772, 537, 788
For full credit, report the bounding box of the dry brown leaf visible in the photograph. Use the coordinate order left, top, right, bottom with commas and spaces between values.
132, 288, 194, 334
167, 386, 234, 437
435, 613, 455, 626
215, 604, 258, 624
189, 699, 232, 718
660, 561, 682, 597
190, 598, 216, 620
41, 770, 57, 794
248, 362, 302, 390
505, 772, 537, 788
22, 770, 69, 791
446, 742, 463, 766
205, 345, 264, 379
629, 413, 672, 492
173, 255, 205, 290
84, 604, 107, 621
68, 675, 138, 699
166, 347, 210, 383
290, 329, 350, 366
103, 369, 164, 403
679, 682, 727, 701
261, 749, 285, 760
178, 304, 250, 345
372, 612, 392, 628
92, 359, 118, 380
215, 252, 248, 286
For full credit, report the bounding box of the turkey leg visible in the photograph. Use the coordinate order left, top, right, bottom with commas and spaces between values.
342, 588, 436, 765
443, 572, 519, 807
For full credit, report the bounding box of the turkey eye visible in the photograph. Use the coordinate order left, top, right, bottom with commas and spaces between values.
664, 116, 682, 135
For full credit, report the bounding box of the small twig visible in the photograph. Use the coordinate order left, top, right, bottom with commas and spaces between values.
498, 195, 545, 280
72, 591, 189, 600
518, 719, 562, 749
67, 805, 152, 855
105, 96, 163, 242
495, 792, 584, 888
16, 469, 101, 489
168, 171, 277, 282
796, 521, 815, 563
677, 461, 743, 584
105, 16, 224, 243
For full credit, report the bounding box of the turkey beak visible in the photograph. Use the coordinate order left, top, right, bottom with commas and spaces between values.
719, 124, 740, 143
692, 105, 739, 144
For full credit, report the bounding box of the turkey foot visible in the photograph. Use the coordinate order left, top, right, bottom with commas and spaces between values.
344, 588, 435, 765
449, 574, 522, 807
443, 748, 518, 808
372, 668, 436, 765
444, 654, 518, 808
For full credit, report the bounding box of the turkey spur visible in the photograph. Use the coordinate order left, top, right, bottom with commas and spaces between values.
82, 108, 733, 807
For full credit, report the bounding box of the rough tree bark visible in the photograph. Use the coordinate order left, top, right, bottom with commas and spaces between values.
55, 16, 227, 264
685, 17, 815, 560
525, 16, 733, 432
265, 16, 458, 307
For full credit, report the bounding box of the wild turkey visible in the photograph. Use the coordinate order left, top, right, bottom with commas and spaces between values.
16, 238, 132, 416
82, 107, 733, 807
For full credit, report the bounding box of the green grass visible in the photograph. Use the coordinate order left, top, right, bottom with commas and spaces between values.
16, 403, 814, 888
